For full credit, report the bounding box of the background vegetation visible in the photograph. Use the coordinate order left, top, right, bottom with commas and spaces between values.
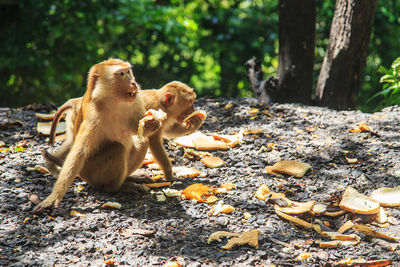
0, 0, 399, 111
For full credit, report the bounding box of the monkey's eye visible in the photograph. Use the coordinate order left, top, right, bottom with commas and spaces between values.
119, 72, 125, 77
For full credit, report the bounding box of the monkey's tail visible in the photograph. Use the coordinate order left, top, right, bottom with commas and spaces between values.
48, 104, 73, 146
42, 149, 64, 167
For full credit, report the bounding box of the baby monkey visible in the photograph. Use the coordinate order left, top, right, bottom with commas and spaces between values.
33, 59, 162, 213
44, 81, 205, 183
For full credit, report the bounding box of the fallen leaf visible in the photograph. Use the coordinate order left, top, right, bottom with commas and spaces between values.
181, 183, 215, 202
173, 131, 208, 148
268, 160, 311, 178
101, 202, 122, 209
353, 224, 398, 241
201, 156, 225, 168
255, 184, 270, 201
370, 186, 400, 206
37, 121, 66, 135
222, 229, 260, 249
339, 186, 380, 215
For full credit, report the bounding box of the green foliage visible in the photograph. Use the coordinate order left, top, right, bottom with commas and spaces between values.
367, 57, 400, 110
0, 0, 399, 111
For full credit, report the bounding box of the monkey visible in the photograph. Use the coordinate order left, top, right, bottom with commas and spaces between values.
43, 81, 205, 183
33, 58, 162, 213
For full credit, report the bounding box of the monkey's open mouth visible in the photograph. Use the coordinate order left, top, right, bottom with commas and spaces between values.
127, 88, 138, 98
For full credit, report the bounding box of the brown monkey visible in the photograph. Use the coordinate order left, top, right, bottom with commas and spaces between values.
33, 59, 162, 213
44, 81, 205, 182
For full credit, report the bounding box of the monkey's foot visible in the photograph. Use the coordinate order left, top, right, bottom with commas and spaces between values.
33, 196, 60, 214
126, 175, 155, 184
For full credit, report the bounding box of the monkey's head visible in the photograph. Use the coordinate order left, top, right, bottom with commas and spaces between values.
161, 81, 197, 122
88, 58, 140, 102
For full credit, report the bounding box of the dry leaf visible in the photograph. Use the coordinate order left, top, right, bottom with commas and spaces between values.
101, 202, 122, 209
255, 184, 270, 201
353, 224, 398, 241
339, 186, 380, 215
370, 186, 400, 206
173, 131, 208, 148
275, 209, 314, 229
181, 183, 215, 202
222, 229, 260, 250
37, 121, 66, 135
274, 200, 316, 215
193, 137, 228, 151
269, 160, 311, 178
201, 156, 224, 168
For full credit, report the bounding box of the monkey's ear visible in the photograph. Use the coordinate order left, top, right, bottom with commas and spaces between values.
163, 93, 175, 106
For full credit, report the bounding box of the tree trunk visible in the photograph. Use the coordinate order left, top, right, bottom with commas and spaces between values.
316, 0, 377, 110
276, 0, 315, 104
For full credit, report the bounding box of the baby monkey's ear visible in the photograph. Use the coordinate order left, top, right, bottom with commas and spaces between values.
164, 92, 175, 106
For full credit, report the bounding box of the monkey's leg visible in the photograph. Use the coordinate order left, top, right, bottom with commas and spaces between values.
43, 136, 73, 178
148, 132, 174, 181
125, 138, 154, 184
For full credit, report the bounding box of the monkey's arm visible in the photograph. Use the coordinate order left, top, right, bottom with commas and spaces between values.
33, 122, 93, 213
148, 131, 173, 181
164, 115, 204, 139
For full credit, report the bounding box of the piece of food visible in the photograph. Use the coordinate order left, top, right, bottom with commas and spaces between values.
375, 207, 388, 224
181, 183, 215, 202
268, 160, 312, 178
255, 184, 270, 201
201, 156, 225, 168
339, 186, 380, 214
310, 203, 328, 216
101, 202, 122, 209
353, 224, 398, 241
207, 231, 240, 244
209, 200, 235, 216
37, 121, 66, 135
183, 110, 206, 123
173, 131, 208, 148
222, 229, 260, 250
337, 220, 354, 234
275, 209, 314, 229
173, 166, 201, 178
370, 186, 400, 206
219, 183, 236, 191
144, 182, 172, 188
192, 137, 228, 151
145, 108, 167, 121
274, 200, 316, 215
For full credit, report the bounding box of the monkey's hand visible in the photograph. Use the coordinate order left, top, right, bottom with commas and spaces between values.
32, 194, 61, 214
141, 117, 162, 138
184, 114, 204, 131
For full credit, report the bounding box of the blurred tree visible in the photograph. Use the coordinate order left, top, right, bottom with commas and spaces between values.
316, 0, 378, 109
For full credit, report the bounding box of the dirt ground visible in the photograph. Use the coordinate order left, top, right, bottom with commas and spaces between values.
1, 98, 400, 266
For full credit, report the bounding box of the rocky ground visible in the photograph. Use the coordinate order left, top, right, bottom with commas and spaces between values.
1, 98, 400, 266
